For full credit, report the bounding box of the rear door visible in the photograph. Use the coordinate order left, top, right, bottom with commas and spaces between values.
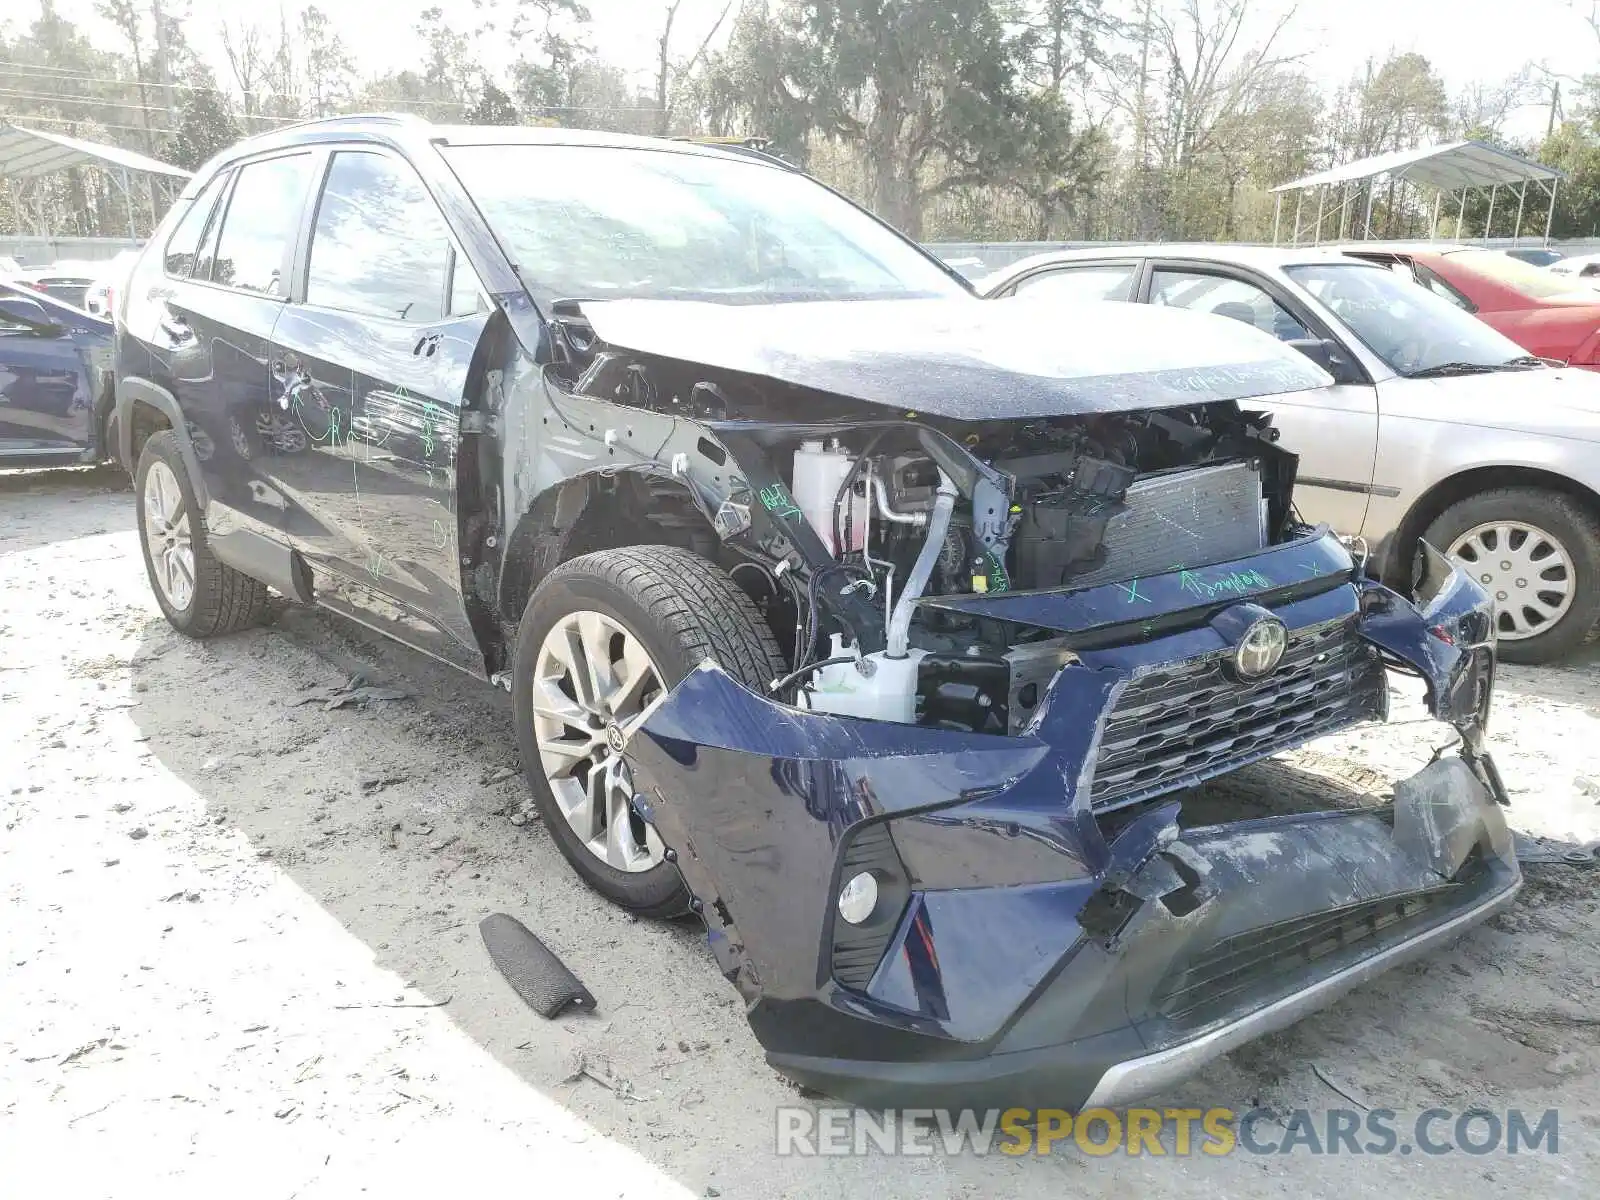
265, 147, 492, 671
992, 260, 1142, 302
140, 153, 318, 539
1143, 262, 1381, 536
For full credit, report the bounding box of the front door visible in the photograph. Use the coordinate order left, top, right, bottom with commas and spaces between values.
266, 148, 491, 671
1146, 265, 1380, 536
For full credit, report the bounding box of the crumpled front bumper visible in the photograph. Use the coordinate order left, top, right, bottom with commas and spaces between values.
626, 530, 1514, 1108
758, 757, 1517, 1110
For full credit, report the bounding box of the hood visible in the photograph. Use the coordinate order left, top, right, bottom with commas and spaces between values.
576, 297, 1332, 420
1398, 366, 1600, 440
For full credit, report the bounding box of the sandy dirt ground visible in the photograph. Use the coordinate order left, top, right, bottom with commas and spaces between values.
3, 466, 1599, 1199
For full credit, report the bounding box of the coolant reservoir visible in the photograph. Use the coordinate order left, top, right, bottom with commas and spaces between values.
792, 439, 866, 554
802, 636, 927, 724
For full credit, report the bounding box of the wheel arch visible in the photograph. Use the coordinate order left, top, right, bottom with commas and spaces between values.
116, 376, 206, 504
1381, 464, 1600, 585
496, 467, 721, 634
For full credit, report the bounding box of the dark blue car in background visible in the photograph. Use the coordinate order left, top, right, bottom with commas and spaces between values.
0, 281, 114, 467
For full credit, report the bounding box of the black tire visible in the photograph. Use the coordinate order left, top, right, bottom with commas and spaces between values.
512, 546, 786, 916
135, 430, 273, 637
1423, 487, 1600, 665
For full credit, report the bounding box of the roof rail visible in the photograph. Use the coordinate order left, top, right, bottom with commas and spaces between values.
256, 111, 434, 139
671, 135, 796, 170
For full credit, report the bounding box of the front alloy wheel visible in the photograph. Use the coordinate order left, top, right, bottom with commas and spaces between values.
511, 545, 787, 915
531, 610, 667, 873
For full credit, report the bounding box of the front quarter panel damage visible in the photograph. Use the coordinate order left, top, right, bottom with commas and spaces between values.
627, 663, 1056, 1003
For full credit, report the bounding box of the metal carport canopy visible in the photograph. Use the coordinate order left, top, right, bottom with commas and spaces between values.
0, 122, 191, 179
1273, 141, 1561, 194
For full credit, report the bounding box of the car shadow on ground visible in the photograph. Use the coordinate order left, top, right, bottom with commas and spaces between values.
123, 603, 792, 1192
118, 592, 1600, 1193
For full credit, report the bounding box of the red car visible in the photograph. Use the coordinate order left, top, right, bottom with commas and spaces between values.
1341, 244, 1600, 368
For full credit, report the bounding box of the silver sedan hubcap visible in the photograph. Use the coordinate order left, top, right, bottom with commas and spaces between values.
531, 611, 666, 872
1448, 520, 1574, 641
143, 460, 196, 612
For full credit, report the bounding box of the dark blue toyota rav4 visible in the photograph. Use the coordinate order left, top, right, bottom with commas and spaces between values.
114, 114, 1517, 1110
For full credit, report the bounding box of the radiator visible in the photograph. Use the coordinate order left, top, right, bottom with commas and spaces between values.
1071, 459, 1266, 589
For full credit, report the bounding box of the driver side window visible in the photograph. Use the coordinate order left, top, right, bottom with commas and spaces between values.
1151, 269, 1310, 342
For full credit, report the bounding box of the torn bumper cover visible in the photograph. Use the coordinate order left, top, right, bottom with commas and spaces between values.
626, 536, 1518, 1109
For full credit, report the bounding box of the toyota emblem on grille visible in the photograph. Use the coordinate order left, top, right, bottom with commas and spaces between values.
1233, 616, 1288, 680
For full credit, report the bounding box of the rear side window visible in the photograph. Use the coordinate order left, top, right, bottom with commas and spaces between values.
1013, 264, 1136, 301
163, 173, 226, 277
209, 154, 314, 295
306, 151, 453, 323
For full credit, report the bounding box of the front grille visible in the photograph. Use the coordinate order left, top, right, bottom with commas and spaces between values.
1153, 883, 1464, 1025
1090, 617, 1385, 812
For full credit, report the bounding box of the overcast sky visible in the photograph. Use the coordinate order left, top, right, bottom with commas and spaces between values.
41, 0, 1600, 137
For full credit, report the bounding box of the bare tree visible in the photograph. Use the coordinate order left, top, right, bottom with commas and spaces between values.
654, 0, 733, 136
299, 5, 356, 118
1454, 68, 1537, 141
96, 0, 157, 151
1146, 0, 1301, 174
220, 20, 268, 129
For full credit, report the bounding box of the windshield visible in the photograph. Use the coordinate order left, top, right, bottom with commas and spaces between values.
1445, 249, 1583, 299
441, 144, 968, 305
1286, 262, 1531, 375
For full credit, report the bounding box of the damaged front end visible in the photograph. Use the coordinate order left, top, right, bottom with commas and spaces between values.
528, 300, 1515, 1109
626, 538, 1513, 1109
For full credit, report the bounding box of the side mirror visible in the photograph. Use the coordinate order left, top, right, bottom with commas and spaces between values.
1285, 336, 1357, 385
0, 294, 59, 333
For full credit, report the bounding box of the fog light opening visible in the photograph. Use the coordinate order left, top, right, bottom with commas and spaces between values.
837, 871, 880, 925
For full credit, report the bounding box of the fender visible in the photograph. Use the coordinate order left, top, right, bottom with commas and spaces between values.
114, 375, 209, 506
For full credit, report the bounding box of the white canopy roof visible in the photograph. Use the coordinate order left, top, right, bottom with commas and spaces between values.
0, 122, 191, 180
1273, 141, 1561, 195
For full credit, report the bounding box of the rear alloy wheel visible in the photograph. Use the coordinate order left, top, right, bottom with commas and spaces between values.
135, 429, 272, 637
1425, 487, 1600, 665
511, 545, 786, 916
144, 460, 196, 613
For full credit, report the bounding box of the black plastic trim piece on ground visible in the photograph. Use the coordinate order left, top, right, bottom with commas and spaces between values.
479, 912, 597, 1018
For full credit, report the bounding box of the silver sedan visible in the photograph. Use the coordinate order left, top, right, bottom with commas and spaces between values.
980, 244, 1600, 663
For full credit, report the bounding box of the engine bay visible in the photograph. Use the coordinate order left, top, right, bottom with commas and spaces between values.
768, 407, 1297, 728
553, 326, 1303, 736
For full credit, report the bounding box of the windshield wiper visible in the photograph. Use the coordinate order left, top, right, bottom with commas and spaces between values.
1500, 355, 1551, 369
1403, 361, 1504, 379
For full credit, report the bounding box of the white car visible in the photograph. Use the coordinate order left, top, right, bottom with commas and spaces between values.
83, 250, 142, 319
981, 244, 1600, 662
1547, 252, 1600, 286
